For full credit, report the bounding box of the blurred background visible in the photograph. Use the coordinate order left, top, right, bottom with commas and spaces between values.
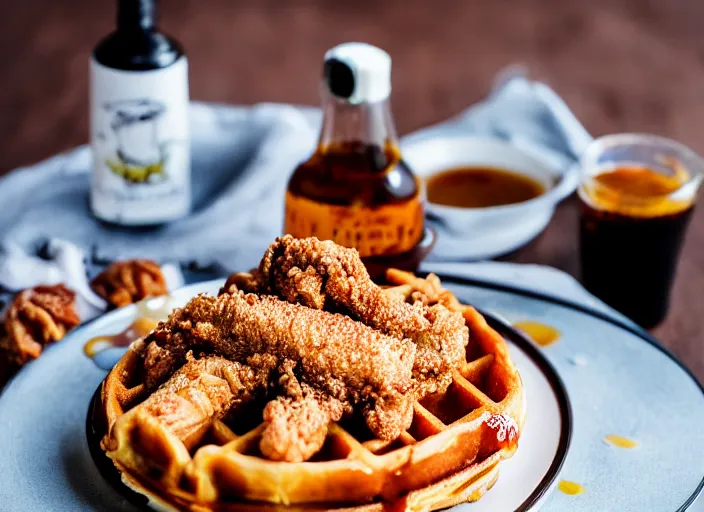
4, 0, 704, 172
1, 0, 703, 374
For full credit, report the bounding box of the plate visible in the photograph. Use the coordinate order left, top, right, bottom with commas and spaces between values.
0, 279, 570, 512
438, 275, 704, 511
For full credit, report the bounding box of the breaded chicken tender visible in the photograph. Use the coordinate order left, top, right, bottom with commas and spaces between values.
258, 235, 469, 394
142, 290, 416, 443
134, 237, 471, 463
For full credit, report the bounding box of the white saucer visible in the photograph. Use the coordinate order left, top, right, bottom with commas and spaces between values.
400, 133, 579, 261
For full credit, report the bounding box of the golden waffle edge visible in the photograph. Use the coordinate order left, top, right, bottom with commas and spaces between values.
98, 269, 525, 512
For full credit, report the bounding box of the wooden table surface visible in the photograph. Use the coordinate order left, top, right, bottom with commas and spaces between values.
1, 0, 703, 380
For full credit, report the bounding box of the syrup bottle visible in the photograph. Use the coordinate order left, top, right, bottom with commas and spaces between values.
285, 43, 424, 261
90, 0, 190, 226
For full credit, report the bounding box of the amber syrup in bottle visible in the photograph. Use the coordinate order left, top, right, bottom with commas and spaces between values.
285, 43, 424, 262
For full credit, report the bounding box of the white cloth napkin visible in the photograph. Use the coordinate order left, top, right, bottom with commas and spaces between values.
0, 72, 594, 321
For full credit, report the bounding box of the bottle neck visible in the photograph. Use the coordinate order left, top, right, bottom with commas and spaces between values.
118, 0, 156, 32
318, 89, 398, 150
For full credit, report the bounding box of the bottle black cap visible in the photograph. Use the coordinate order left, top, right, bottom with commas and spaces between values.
118, 0, 156, 31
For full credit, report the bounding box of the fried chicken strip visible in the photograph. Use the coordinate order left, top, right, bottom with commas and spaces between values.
260, 360, 345, 462
107, 354, 273, 484
257, 235, 468, 394
142, 290, 416, 440
116, 351, 338, 463
122, 354, 272, 448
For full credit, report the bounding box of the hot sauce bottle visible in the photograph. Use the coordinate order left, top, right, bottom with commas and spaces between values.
285, 43, 424, 263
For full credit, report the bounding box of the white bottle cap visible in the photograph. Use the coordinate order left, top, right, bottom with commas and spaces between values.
323, 42, 391, 104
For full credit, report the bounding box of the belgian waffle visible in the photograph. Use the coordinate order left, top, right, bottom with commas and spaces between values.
98, 270, 525, 512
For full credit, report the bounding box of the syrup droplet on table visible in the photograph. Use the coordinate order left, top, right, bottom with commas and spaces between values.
513, 321, 561, 347
603, 434, 638, 448
83, 316, 159, 357
484, 413, 519, 450
558, 480, 586, 495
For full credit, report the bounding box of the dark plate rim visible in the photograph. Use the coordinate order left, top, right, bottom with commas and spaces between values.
4, 273, 696, 511
434, 273, 704, 512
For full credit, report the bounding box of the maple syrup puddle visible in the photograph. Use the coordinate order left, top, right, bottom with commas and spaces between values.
603, 434, 638, 448
84, 316, 159, 357
512, 321, 561, 347
83, 295, 175, 369
558, 480, 586, 495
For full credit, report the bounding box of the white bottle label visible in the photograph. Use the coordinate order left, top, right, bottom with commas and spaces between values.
90, 56, 190, 225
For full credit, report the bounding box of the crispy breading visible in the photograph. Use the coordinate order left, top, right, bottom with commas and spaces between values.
259, 359, 345, 462
135, 237, 471, 462
142, 290, 416, 441
258, 235, 468, 394
128, 354, 270, 449
0, 284, 79, 370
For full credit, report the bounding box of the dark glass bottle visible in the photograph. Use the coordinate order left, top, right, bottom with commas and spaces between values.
93, 0, 183, 71
285, 43, 424, 260
90, 0, 191, 226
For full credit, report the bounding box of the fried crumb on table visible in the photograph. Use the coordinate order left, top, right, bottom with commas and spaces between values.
0, 284, 80, 380
91, 259, 167, 308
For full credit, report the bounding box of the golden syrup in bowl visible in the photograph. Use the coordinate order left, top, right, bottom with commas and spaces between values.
426, 167, 546, 209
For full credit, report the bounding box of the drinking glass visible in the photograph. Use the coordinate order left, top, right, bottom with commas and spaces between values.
579, 134, 703, 328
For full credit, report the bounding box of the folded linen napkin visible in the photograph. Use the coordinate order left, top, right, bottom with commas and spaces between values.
0, 72, 591, 319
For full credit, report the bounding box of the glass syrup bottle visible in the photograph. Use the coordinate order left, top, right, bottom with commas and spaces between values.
90, 0, 190, 225
285, 43, 424, 259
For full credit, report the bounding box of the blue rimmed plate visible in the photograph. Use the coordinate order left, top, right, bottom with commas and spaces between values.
0, 274, 701, 511
0, 278, 570, 512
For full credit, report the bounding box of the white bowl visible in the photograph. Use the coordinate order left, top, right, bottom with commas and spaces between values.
401, 135, 578, 260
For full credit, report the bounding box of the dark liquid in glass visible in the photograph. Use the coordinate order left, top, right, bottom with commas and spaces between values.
580, 167, 694, 328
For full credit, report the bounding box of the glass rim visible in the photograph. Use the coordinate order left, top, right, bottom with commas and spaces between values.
582, 132, 704, 171
580, 133, 704, 202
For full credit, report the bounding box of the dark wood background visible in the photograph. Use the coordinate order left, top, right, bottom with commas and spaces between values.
1, 0, 703, 380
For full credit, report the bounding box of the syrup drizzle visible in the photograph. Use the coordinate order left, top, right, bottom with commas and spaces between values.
382, 496, 409, 512
484, 413, 519, 450
558, 480, 586, 495
83, 295, 174, 358
83, 316, 158, 357
136, 295, 175, 321
603, 434, 638, 448
513, 321, 561, 347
